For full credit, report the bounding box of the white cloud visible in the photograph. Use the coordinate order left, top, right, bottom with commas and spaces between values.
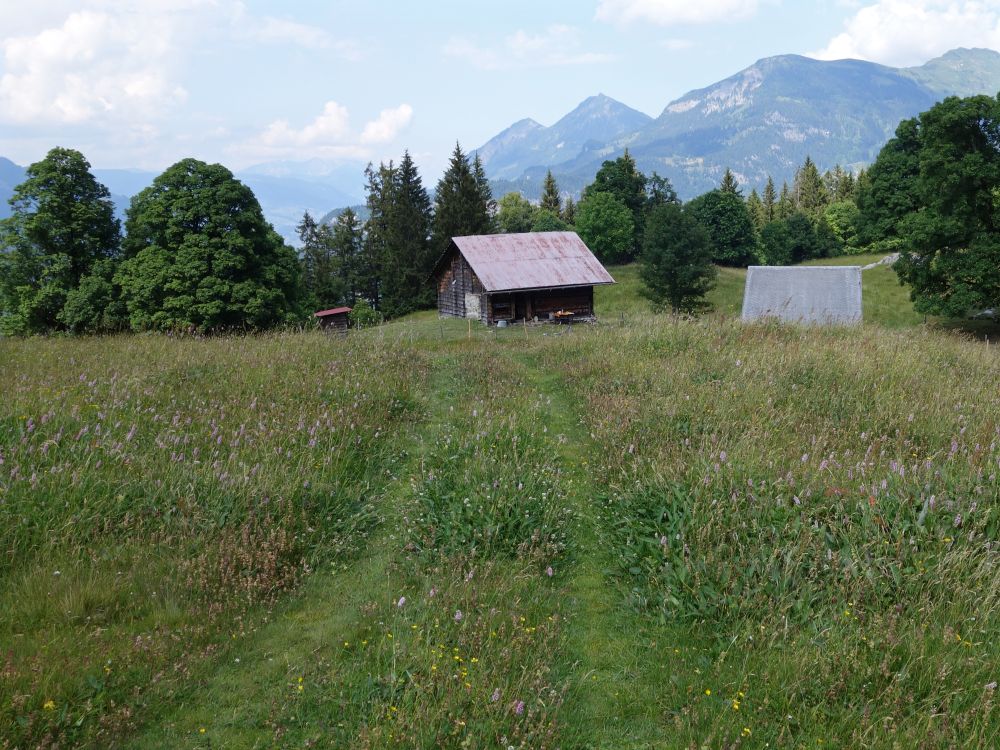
249, 17, 333, 50
233, 101, 414, 163
595, 0, 760, 26
0, 9, 186, 125
0, 2, 361, 128
444, 25, 613, 70
230, 8, 360, 58
661, 37, 695, 51
812, 0, 1000, 67
360, 104, 414, 144
258, 101, 352, 148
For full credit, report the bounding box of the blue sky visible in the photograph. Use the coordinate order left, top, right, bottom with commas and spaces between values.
2, 1, 999, 183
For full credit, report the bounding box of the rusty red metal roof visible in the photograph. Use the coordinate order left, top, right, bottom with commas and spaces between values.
314, 306, 352, 317
450, 232, 615, 293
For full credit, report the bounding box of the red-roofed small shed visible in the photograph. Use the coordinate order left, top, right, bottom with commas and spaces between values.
314, 306, 352, 332
433, 231, 615, 325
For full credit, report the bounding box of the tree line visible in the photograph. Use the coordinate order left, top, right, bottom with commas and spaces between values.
3, 92, 997, 333
0, 144, 496, 334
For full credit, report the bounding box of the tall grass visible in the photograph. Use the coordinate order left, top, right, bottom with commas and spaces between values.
541, 317, 1000, 746
1, 332, 427, 747
3, 307, 999, 748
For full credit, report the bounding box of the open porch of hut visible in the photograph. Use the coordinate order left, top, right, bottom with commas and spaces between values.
433, 231, 615, 326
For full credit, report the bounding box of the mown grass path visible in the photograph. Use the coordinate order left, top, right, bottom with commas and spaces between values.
510, 348, 680, 750
125, 334, 684, 749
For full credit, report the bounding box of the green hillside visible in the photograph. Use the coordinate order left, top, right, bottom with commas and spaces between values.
2, 275, 999, 748
600, 255, 957, 331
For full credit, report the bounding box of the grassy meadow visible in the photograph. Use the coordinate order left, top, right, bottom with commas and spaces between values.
2, 258, 999, 748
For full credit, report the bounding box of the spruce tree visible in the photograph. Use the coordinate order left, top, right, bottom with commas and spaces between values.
297, 211, 341, 310
777, 181, 795, 219
641, 203, 716, 314
361, 152, 434, 317
472, 154, 497, 233
432, 143, 493, 257
762, 177, 777, 224
361, 160, 396, 308
746, 188, 765, 232
793, 156, 829, 215
540, 170, 561, 213
330, 208, 363, 305
562, 196, 576, 226
720, 168, 742, 196
386, 150, 434, 314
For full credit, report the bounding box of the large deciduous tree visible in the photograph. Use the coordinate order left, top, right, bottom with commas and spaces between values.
856, 118, 921, 246
584, 149, 647, 258
891, 95, 1000, 316
497, 192, 537, 233
575, 191, 634, 265
640, 203, 716, 314
116, 158, 301, 332
686, 189, 759, 267
0, 147, 121, 334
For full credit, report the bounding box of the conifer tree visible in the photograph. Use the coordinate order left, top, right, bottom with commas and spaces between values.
641, 203, 716, 314
777, 181, 795, 219
361, 161, 396, 308
793, 156, 829, 215
720, 168, 742, 196
746, 188, 765, 232
836, 170, 856, 201
562, 196, 576, 226
331, 208, 363, 304
762, 177, 777, 224
472, 154, 497, 233
361, 151, 433, 317
433, 143, 493, 257
297, 211, 340, 310
540, 170, 561, 213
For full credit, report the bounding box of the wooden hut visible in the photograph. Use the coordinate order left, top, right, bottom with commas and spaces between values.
314, 306, 352, 332
433, 231, 615, 325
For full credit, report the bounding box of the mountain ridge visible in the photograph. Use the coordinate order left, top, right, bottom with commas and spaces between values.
478, 48, 1000, 200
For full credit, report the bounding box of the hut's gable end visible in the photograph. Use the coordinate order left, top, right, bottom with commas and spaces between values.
742, 266, 862, 325
437, 250, 484, 319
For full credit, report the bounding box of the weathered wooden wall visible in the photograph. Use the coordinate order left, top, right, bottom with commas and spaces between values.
318, 313, 349, 332
437, 251, 485, 320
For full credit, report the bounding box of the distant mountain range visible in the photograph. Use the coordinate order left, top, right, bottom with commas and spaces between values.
4, 48, 1000, 239
476, 47, 1000, 200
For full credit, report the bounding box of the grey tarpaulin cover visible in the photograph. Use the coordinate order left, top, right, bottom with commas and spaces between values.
741, 266, 862, 324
